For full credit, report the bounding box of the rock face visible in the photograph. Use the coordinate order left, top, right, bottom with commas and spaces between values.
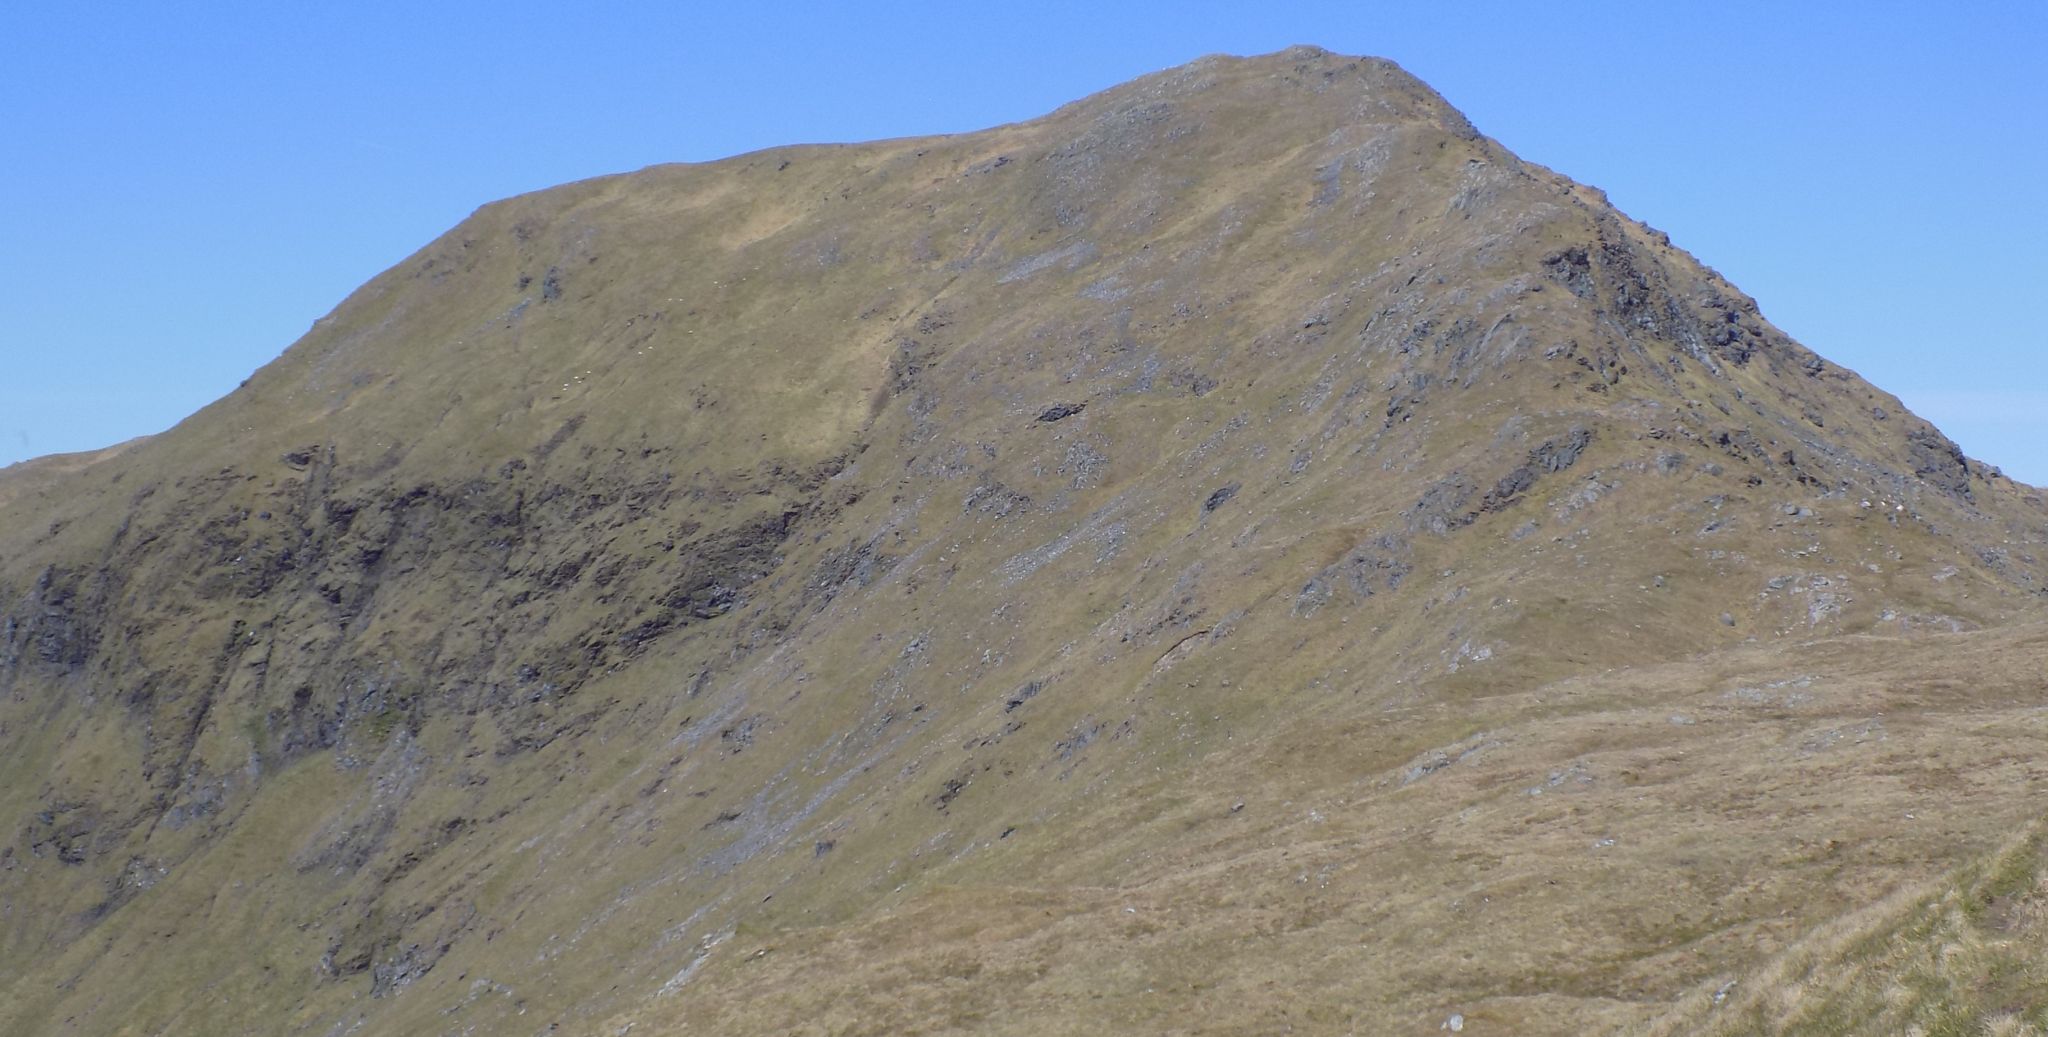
2, 47, 2046, 1036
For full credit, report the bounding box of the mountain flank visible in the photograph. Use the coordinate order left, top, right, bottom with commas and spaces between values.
3, 46, 2046, 1035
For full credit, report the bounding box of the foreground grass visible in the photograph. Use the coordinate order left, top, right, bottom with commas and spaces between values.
1651, 821, 2048, 1036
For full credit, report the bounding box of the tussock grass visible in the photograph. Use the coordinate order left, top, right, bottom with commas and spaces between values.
1648, 822, 2048, 1036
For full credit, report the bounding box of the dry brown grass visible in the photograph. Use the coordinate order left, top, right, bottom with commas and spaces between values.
1644, 819, 2048, 1037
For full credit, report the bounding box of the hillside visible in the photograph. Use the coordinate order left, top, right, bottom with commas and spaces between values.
2, 46, 2045, 1035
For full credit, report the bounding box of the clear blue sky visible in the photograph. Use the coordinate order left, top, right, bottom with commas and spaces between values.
4, 3, 2044, 483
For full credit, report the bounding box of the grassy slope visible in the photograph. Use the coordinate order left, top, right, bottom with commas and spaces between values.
601, 623, 2048, 1036
0, 47, 2045, 1035
1647, 816, 2048, 1036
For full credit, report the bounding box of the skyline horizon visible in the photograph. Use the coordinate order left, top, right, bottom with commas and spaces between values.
6, 7, 2043, 484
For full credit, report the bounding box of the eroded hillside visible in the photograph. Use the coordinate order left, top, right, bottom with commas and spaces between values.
2, 47, 2045, 1036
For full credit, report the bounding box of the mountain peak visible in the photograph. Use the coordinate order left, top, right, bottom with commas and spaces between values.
1, 49, 2044, 1037
1036, 45, 1479, 146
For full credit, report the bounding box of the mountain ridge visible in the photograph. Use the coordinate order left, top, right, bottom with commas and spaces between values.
2, 47, 2045, 1036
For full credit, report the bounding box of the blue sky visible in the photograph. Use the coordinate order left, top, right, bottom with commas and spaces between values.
4, 3, 2043, 483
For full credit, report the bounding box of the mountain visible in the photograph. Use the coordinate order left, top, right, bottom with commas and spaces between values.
3, 46, 2046, 1036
